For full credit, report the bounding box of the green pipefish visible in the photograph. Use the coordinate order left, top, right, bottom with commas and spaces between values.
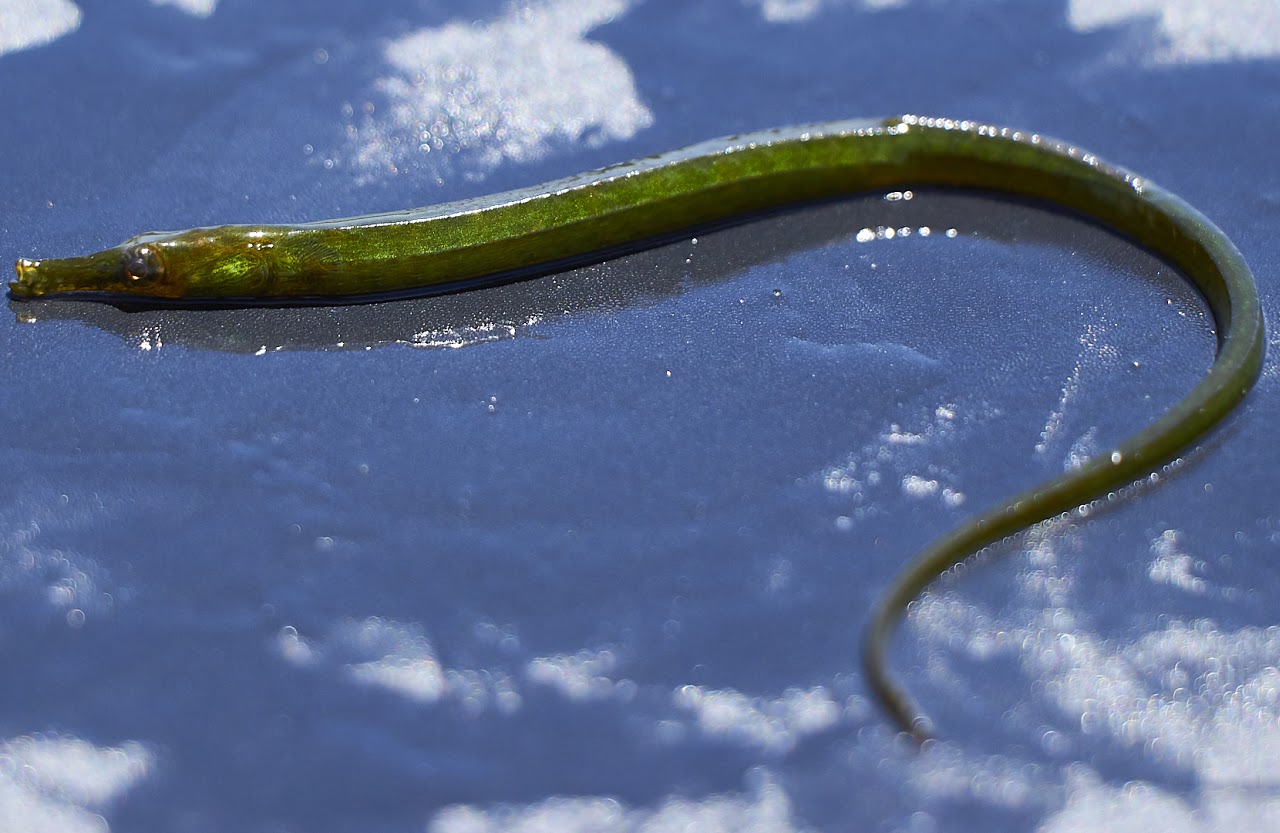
9, 115, 1265, 741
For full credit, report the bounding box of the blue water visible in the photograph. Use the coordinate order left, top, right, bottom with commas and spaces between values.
2, 2, 1278, 831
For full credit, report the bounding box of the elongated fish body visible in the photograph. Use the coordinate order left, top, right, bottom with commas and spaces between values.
10, 115, 1265, 739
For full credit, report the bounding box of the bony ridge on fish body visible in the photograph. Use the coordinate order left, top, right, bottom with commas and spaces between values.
8, 115, 1266, 742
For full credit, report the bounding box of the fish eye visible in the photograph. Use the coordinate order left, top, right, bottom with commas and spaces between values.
123, 245, 163, 283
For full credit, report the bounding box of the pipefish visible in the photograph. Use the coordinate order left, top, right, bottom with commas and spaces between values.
9, 115, 1265, 740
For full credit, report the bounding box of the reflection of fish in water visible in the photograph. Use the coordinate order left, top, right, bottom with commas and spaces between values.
10, 191, 1051, 354
8, 115, 1266, 742
6, 195, 876, 353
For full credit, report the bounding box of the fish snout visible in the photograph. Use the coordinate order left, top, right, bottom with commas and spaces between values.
10, 258, 42, 297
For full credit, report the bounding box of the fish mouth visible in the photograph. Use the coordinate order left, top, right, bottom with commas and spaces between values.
10, 252, 121, 298
10, 258, 42, 297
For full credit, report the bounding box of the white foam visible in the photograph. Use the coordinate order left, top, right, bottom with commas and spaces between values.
429, 770, 803, 833
150, 0, 217, 18
0, 0, 81, 57
1147, 530, 1209, 595
274, 617, 523, 715
1068, 0, 1280, 64
342, 0, 652, 182
673, 685, 841, 755
745, 0, 905, 24
1040, 764, 1280, 833
914, 518, 1280, 826
0, 734, 154, 832
743, 0, 1280, 63
526, 648, 627, 702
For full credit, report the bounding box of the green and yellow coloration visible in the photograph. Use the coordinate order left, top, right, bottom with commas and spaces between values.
9, 115, 1266, 740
